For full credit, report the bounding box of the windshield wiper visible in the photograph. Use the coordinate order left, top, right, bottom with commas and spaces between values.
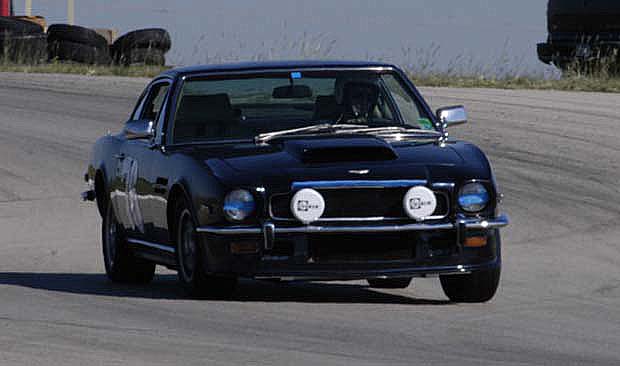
254, 123, 368, 143
343, 126, 442, 141
255, 124, 441, 144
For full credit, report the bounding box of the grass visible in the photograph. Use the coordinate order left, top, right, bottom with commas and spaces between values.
0, 62, 169, 78
399, 41, 620, 93
3, 62, 617, 93
1, 32, 620, 92
409, 73, 620, 93
3, 58, 620, 93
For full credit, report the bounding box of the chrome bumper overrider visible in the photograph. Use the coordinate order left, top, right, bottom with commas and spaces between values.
197, 214, 509, 235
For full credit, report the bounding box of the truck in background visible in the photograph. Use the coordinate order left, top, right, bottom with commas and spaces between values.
538, 0, 620, 73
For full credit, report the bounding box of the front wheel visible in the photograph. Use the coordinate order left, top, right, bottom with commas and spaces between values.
175, 199, 237, 298
102, 200, 155, 284
439, 267, 500, 303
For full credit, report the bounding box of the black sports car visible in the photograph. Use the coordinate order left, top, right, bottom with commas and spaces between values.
83, 60, 508, 302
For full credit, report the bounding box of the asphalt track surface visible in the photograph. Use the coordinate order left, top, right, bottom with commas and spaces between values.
0, 72, 618, 365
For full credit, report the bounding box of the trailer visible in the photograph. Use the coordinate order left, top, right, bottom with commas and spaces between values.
538, 0, 620, 73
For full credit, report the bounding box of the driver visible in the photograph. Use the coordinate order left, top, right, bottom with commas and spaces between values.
335, 80, 380, 124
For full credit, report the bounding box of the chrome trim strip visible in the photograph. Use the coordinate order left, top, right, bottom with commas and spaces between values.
197, 214, 509, 235
197, 227, 264, 235
184, 66, 395, 81
431, 182, 455, 189
292, 180, 427, 190
272, 223, 454, 234
254, 271, 472, 281
127, 238, 175, 253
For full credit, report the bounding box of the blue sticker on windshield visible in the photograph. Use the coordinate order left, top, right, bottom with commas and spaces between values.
291, 72, 302, 79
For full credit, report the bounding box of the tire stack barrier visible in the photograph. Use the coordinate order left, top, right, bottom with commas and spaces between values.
13, 16, 47, 30
47, 24, 111, 65
111, 28, 170, 66
0, 16, 47, 64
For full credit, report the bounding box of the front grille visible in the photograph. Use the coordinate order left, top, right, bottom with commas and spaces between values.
270, 187, 449, 221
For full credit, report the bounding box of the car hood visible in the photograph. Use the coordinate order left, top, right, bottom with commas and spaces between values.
190, 136, 490, 190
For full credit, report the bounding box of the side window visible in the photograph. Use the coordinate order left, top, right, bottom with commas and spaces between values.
130, 88, 148, 121
382, 74, 429, 129
140, 82, 170, 122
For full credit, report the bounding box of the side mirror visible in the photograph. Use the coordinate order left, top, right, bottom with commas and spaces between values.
124, 119, 154, 140
436, 106, 467, 127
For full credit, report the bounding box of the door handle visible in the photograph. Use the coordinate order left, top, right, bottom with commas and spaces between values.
114, 153, 126, 160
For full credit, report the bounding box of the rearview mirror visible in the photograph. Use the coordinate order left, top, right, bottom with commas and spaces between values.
124, 119, 154, 140
436, 106, 467, 127
272, 85, 313, 99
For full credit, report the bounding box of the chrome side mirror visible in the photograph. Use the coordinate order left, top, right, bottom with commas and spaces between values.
124, 119, 154, 140
436, 106, 467, 127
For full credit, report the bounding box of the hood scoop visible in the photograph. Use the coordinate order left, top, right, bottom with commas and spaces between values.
284, 137, 398, 164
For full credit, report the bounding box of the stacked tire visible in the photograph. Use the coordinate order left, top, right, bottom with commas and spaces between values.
0, 17, 47, 64
47, 24, 111, 65
111, 28, 170, 66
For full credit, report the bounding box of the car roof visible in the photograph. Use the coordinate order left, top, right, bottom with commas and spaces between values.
160, 60, 398, 78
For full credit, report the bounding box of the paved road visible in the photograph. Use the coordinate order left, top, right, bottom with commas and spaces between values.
0, 73, 618, 365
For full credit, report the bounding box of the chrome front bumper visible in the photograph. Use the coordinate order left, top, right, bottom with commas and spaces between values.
197, 214, 509, 236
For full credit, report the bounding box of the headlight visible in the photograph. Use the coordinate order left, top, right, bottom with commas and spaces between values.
223, 189, 256, 222
458, 182, 490, 213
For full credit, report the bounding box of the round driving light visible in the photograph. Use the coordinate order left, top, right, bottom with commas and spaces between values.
223, 189, 256, 222
403, 186, 437, 221
290, 188, 325, 224
458, 182, 490, 213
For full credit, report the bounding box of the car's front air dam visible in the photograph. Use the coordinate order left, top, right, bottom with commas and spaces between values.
197, 215, 508, 279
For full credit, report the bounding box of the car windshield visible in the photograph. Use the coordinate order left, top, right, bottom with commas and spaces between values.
171, 70, 435, 144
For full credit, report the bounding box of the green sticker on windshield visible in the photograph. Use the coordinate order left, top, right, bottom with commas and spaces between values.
418, 118, 434, 130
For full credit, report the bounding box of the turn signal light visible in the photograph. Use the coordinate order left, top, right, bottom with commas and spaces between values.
464, 236, 487, 248
230, 241, 259, 254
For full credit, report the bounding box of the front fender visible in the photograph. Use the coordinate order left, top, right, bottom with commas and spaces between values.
166, 155, 228, 228
86, 135, 123, 217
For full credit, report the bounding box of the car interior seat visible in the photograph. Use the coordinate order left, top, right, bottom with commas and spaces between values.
312, 95, 344, 121
174, 93, 238, 142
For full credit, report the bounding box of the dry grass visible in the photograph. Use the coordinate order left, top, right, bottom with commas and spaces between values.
409, 73, 620, 93
2, 61, 619, 93
1, 33, 620, 93
0, 62, 169, 77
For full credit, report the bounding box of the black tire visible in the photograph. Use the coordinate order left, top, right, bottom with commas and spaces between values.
0, 17, 44, 35
113, 28, 171, 53
102, 200, 156, 284
115, 47, 165, 66
440, 267, 500, 303
174, 197, 237, 298
0, 33, 46, 64
367, 277, 413, 289
48, 40, 111, 65
47, 24, 108, 49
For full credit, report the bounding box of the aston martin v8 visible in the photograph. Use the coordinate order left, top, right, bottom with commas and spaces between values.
83, 60, 508, 302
